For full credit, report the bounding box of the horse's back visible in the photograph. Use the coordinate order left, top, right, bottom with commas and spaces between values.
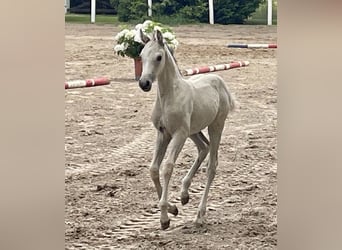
188, 74, 235, 113
185, 74, 235, 134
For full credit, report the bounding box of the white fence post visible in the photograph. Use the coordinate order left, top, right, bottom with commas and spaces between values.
64, 0, 70, 14
148, 0, 152, 17
209, 0, 214, 24
267, 0, 272, 25
91, 0, 96, 23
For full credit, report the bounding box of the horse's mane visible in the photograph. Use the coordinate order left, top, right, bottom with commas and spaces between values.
164, 43, 182, 76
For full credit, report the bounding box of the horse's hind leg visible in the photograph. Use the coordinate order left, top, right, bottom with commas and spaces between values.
195, 120, 225, 226
181, 132, 209, 205
149, 131, 178, 216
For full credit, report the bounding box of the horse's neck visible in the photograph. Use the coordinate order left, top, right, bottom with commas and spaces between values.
157, 49, 183, 98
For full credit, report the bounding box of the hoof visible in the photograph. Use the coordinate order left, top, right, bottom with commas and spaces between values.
181, 194, 189, 205
194, 219, 204, 228
168, 205, 178, 216
161, 219, 170, 230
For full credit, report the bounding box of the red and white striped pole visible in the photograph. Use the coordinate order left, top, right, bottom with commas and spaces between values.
182, 61, 249, 76
65, 77, 110, 89
227, 44, 277, 49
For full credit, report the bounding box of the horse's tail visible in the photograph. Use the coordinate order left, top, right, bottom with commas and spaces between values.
227, 89, 236, 113
214, 74, 236, 113
219, 76, 236, 113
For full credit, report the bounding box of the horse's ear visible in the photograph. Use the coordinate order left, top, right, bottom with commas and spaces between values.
154, 29, 164, 45
140, 29, 150, 44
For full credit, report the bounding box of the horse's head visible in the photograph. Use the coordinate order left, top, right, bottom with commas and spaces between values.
138, 29, 166, 92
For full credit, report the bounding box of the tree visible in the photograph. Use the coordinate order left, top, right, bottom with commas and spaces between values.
214, 0, 262, 24
152, 0, 207, 23
117, 0, 147, 22
70, 0, 116, 14
109, 0, 119, 12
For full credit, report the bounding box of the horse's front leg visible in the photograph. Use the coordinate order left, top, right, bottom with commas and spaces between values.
149, 130, 178, 215
159, 130, 187, 230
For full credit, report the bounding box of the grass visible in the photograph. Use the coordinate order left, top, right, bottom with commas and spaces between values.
65, 14, 120, 25
245, 18, 277, 25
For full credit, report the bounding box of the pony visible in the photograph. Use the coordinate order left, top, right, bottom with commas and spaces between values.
138, 29, 235, 230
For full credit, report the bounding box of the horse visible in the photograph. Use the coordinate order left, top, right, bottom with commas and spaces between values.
138, 29, 235, 230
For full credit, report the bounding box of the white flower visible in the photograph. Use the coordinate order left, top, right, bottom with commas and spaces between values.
170, 39, 179, 49
114, 33, 121, 41
114, 44, 125, 52
125, 29, 136, 39
163, 32, 174, 41
114, 29, 129, 41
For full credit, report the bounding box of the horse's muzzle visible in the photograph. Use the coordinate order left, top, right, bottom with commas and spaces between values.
139, 79, 152, 92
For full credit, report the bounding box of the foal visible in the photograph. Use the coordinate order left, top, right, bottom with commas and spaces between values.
138, 30, 235, 230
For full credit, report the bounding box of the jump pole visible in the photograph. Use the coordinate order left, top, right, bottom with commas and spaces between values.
65, 77, 110, 89
227, 44, 277, 49
182, 61, 249, 76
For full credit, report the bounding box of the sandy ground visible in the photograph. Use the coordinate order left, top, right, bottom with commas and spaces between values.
65, 23, 277, 249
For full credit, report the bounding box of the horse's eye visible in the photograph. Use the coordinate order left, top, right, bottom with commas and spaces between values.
156, 55, 162, 61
